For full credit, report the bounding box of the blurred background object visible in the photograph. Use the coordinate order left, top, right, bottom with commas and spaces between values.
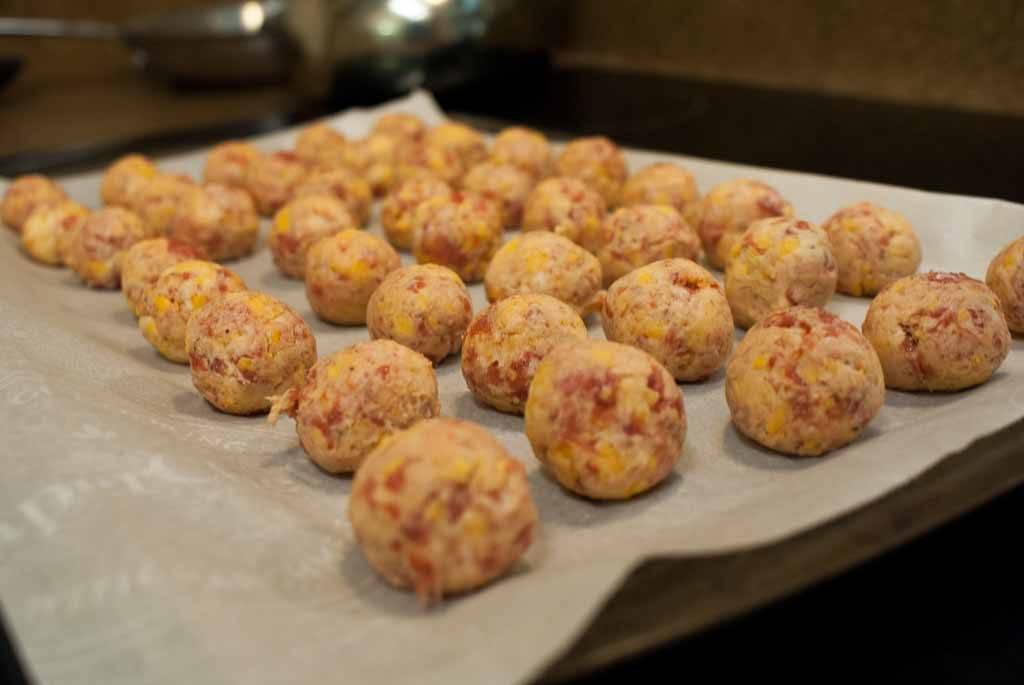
0, 1, 300, 87
1, 0, 1023, 182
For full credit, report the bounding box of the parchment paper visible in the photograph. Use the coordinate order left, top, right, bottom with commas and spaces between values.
2, 91, 1023, 685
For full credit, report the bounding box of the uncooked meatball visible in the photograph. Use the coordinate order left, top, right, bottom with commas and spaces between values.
139, 260, 247, 363
602, 258, 734, 381
691, 178, 794, 270
821, 202, 922, 296
20, 200, 89, 266
305, 230, 401, 325
484, 232, 603, 315
862, 272, 1010, 391
555, 136, 628, 207
986, 236, 1024, 333
726, 306, 885, 456
166, 183, 260, 262
596, 204, 702, 286
425, 122, 487, 173
350, 133, 404, 196
412, 192, 503, 283
67, 207, 148, 288
394, 140, 467, 186
489, 126, 552, 179
620, 162, 699, 215
348, 417, 537, 604
521, 176, 606, 249
203, 141, 263, 189
725, 217, 837, 328
293, 122, 348, 169
268, 339, 440, 473
101, 155, 158, 208
130, 174, 198, 237
267, 194, 358, 279
121, 238, 207, 316
379, 172, 452, 250
2, 175, 68, 233
461, 162, 534, 228
461, 293, 588, 414
245, 150, 309, 216
372, 112, 427, 142
367, 264, 473, 364
524, 340, 685, 499
186, 291, 317, 415
295, 167, 373, 226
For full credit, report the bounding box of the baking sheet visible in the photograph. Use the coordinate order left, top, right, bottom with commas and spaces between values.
2, 90, 1023, 685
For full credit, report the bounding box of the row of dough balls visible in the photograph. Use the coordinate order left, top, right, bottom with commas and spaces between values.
256, 170, 922, 342
2, 116, 933, 339
4, 114, 1022, 607
1, 168, 260, 286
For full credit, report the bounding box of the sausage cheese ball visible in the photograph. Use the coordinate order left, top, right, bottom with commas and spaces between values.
379, 172, 452, 250
268, 340, 440, 473
596, 204, 702, 286
462, 293, 588, 414
461, 162, 535, 228
484, 232, 603, 315
203, 141, 263, 189
725, 217, 838, 329
165, 183, 260, 262
394, 140, 467, 187
348, 417, 537, 604
521, 176, 606, 249
986, 236, 1024, 333
367, 264, 473, 364
267, 194, 358, 279
139, 260, 247, 363
293, 122, 348, 169
67, 207, 148, 288
425, 122, 488, 173
821, 202, 922, 297
555, 136, 628, 207
305, 230, 401, 325
489, 126, 552, 179
412, 192, 503, 283
620, 162, 700, 215
372, 112, 427, 142
245, 150, 309, 216
121, 238, 207, 317
726, 306, 885, 456
2, 175, 68, 233
525, 340, 686, 500
130, 173, 198, 238
351, 133, 403, 196
20, 200, 89, 266
862, 272, 1010, 391
56, 202, 93, 266
602, 258, 734, 381
295, 167, 373, 226
185, 291, 317, 415
100, 155, 157, 209
691, 178, 794, 270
